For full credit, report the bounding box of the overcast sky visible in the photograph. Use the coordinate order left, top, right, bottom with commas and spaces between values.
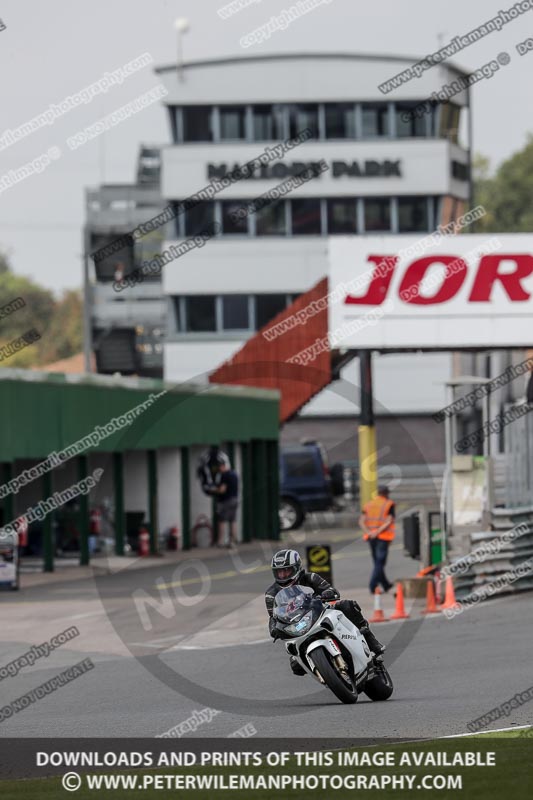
0, 0, 531, 294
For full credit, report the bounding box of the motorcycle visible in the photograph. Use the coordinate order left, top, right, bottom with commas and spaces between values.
272, 585, 394, 705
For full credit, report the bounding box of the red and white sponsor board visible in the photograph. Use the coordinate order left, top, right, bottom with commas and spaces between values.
328, 234, 533, 349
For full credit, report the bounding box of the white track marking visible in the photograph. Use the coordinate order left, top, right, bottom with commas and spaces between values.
440, 724, 532, 738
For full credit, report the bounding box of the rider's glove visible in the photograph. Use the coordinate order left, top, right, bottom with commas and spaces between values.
321, 588, 340, 601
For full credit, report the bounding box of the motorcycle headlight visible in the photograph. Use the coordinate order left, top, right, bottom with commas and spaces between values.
285, 610, 314, 636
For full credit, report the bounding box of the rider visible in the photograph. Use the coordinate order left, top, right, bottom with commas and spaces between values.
265, 548, 385, 676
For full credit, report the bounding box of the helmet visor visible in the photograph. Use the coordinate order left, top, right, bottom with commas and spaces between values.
274, 565, 298, 584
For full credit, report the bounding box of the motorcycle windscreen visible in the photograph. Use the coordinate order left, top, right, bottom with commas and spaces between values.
273, 585, 314, 623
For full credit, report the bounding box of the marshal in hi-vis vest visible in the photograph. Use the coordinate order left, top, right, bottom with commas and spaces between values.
362, 496, 395, 542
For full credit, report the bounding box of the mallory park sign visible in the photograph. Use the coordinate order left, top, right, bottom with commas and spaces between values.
207, 159, 402, 181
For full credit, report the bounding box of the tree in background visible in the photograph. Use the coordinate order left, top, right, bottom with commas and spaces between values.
473, 135, 533, 232
38, 290, 83, 364
0, 249, 82, 368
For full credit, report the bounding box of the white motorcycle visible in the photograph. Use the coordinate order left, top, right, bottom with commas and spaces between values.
272, 585, 393, 705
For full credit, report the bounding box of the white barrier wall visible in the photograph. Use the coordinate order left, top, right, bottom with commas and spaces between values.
123, 450, 148, 515
89, 454, 114, 503
157, 448, 182, 534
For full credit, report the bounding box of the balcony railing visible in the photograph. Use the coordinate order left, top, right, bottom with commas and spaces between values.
86, 185, 163, 229
90, 283, 166, 327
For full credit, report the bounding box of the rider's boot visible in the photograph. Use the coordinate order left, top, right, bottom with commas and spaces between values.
359, 623, 386, 656
289, 656, 306, 676
337, 600, 386, 656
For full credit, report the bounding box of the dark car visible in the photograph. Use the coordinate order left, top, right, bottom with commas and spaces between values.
279, 442, 337, 531
0, 531, 20, 591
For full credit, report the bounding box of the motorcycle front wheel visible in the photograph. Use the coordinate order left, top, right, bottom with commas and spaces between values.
311, 648, 358, 705
363, 662, 394, 701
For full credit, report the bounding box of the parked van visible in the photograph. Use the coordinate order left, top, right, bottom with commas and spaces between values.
279, 442, 334, 531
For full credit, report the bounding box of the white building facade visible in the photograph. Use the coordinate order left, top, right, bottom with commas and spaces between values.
155, 53, 471, 425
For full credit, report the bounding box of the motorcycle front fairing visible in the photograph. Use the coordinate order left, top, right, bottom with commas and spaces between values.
310, 609, 372, 679
272, 585, 322, 639
273, 585, 373, 686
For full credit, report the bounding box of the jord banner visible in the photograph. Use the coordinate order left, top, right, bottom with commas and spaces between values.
328, 234, 533, 349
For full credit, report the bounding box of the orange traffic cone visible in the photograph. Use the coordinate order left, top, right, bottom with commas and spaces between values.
439, 576, 459, 611
390, 582, 410, 620
421, 579, 439, 614
369, 587, 387, 623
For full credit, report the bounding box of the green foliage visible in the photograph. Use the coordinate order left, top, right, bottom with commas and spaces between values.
473, 135, 533, 232
0, 251, 82, 369
39, 290, 83, 364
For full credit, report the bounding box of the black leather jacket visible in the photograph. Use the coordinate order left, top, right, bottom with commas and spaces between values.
265, 571, 340, 634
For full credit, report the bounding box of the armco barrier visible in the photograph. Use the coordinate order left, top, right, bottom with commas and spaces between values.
453, 508, 533, 600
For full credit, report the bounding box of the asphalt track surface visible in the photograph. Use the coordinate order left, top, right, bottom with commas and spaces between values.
1, 531, 532, 739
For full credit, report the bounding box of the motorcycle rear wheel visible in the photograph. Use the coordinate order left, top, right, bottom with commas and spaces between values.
311, 648, 358, 705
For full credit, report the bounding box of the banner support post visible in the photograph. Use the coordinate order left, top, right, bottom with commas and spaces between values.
359, 350, 378, 508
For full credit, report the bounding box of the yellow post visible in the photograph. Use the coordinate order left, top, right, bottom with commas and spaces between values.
358, 350, 378, 508
359, 424, 378, 508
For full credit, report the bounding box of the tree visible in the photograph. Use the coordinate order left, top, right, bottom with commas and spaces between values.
0, 249, 82, 368
38, 290, 83, 364
473, 134, 533, 232
0, 251, 10, 274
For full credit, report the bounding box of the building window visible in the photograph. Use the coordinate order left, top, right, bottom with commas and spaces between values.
184, 202, 214, 237
324, 103, 356, 139
291, 198, 322, 234
439, 102, 461, 142
255, 294, 288, 329
361, 103, 389, 137
91, 235, 135, 282
168, 107, 178, 142
169, 197, 435, 237
222, 295, 249, 330
398, 197, 429, 232
256, 201, 286, 235
451, 161, 469, 182
327, 199, 357, 234
365, 198, 391, 231
221, 200, 248, 234
395, 103, 427, 137
252, 104, 286, 140
219, 106, 246, 140
182, 106, 213, 142
173, 298, 183, 332
288, 104, 319, 139
186, 296, 216, 332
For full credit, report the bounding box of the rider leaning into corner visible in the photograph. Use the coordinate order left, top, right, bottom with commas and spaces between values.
265, 549, 386, 676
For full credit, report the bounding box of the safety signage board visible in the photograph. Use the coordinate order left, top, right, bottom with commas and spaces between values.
306, 544, 333, 584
